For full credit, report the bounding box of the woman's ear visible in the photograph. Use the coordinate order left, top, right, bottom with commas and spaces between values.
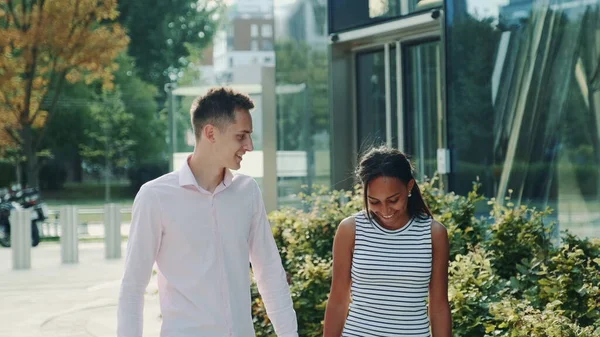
408, 179, 416, 193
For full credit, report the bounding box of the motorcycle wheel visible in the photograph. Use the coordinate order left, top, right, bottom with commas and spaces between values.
32, 221, 40, 247
0, 227, 10, 248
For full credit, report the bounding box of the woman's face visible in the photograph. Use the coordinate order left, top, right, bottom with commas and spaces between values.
367, 176, 414, 227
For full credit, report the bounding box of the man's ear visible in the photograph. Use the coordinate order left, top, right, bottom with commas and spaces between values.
203, 124, 217, 143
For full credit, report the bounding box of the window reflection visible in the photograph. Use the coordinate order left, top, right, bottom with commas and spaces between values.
357, 49, 388, 148
447, 0, 600, 238
275, 0, 330, 207
404, 40, 441, 180
329, 0, 436, 33
369, 0, 401, 18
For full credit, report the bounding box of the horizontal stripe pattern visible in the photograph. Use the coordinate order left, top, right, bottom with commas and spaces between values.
343, 211, 433, 337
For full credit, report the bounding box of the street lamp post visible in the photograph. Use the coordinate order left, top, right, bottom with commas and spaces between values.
164, 83, 178, 172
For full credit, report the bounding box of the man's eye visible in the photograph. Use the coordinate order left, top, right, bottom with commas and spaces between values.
369, 200, 379, 205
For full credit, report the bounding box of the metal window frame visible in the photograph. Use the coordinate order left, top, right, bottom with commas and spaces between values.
350, 30, 441, 154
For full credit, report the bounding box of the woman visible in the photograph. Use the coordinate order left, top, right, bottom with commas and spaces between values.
323, 146, 452, 337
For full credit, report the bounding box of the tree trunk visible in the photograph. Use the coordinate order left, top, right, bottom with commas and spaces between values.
21, 124, 38, 188
74, 152, 83, 182
15, 162, 22, 186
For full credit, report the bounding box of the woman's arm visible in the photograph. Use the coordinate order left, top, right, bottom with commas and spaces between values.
429, 220, 452, 337
322, 216, 355, 337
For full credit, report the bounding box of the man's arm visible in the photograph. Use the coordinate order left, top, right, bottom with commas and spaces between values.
117, 185, 163, 337
248, 181, 298, 337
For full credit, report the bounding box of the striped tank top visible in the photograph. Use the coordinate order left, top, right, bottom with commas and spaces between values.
342, 210, 433, 337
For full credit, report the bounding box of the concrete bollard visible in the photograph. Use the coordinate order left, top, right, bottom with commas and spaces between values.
104, 203, 122, 259
11, 209, 32, 270
60, 206, 79, 264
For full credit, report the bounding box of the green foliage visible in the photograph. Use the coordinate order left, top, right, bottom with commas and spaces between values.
252, 186, 363, 337
41, 55, 166, 187
117, 0, 223, 97
421, 177, 487, 259
79, 88, 135, 173
113, 54, 166, 167
252, 179, 600, 336
275, 40, 328, 152
39, 160, 68, 190
127, 161, 168, 193
0, 160, 17, 187
532, 237, 600, 327
448, 248, 502, 337
486, 192, 556, 280
487, 298, 598, 337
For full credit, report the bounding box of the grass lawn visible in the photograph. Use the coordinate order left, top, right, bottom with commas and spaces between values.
42, 182, 135, 207
40, 182, 134, 224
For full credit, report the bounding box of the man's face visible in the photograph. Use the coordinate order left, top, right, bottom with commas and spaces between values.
213, 109, 254, 170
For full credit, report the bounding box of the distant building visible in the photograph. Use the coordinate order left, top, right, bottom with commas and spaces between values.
213, 0, 275, 85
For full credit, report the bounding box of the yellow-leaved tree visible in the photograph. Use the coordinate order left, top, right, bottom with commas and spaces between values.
0, 0, 129, 187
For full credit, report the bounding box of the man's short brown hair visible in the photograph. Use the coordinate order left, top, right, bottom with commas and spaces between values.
190, 87, 255, 139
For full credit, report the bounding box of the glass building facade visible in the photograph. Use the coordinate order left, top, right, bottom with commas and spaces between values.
447, 0, 600, 238
274, 0, 330, 207
323, 0, 600, 238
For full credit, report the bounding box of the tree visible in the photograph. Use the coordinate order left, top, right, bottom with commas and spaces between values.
445, 15, 500, 195
275, 40, 328, 150
80, 88, 134, 201
0, 0, 129, 187
113, 54, 166, 166
42, 81, 94, 184
117, 0, 223, 97
41, 53, 166, 187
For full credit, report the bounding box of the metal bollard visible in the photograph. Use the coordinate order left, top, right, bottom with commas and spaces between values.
60, 206, 79, 264
11, 209, 32, 270
104, 203, 122, 259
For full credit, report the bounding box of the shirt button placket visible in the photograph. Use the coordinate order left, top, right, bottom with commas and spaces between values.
211, 195, 233, 336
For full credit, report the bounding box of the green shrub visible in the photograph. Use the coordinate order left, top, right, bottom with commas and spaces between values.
485, 194, 556, 280
39, 160, 68, 191
448, 247, 502, 337
252, 186, 363, 337
0, 161, 17, 187
127, 160, 168, 193
533, 237, 600, 326
421, 177, 487, 259
252, 180, 600, 336
487, 298, 598, 337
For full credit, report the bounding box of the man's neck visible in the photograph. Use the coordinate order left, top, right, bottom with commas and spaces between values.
188, 151, 225, 193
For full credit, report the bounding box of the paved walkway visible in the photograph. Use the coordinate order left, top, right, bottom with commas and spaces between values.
0, 242, 161, 337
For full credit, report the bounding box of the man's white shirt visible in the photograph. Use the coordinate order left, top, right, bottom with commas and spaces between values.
117, 160, 298, 337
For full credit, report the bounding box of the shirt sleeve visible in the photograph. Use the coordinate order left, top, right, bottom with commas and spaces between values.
248, 181, 298, 337
117, 185, 163, 337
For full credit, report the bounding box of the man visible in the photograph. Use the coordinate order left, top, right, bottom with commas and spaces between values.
117, 87, 298, 337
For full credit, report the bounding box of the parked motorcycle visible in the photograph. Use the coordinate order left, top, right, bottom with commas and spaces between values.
0, 185, 48, 248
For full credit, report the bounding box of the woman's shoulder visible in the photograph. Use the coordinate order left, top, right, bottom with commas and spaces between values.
338, 215, 357, 232
334, 215, 357, 250
430, 218, 448, 243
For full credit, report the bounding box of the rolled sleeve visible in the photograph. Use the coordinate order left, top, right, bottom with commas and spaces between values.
117, 185, 162, 337
248, 182, 298, 337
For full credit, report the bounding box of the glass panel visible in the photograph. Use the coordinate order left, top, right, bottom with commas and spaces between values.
403, 40, 441, 180
390, 47, 399, 148
356, 49, 387, 150
329, 0, 441, 33
275, 0, 330, 208
369, 0, 402, 19
356, 46, 398, 152
447, 0, 600, 238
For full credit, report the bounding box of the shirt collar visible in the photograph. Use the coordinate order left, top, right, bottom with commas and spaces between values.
178, 155, 234, 193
